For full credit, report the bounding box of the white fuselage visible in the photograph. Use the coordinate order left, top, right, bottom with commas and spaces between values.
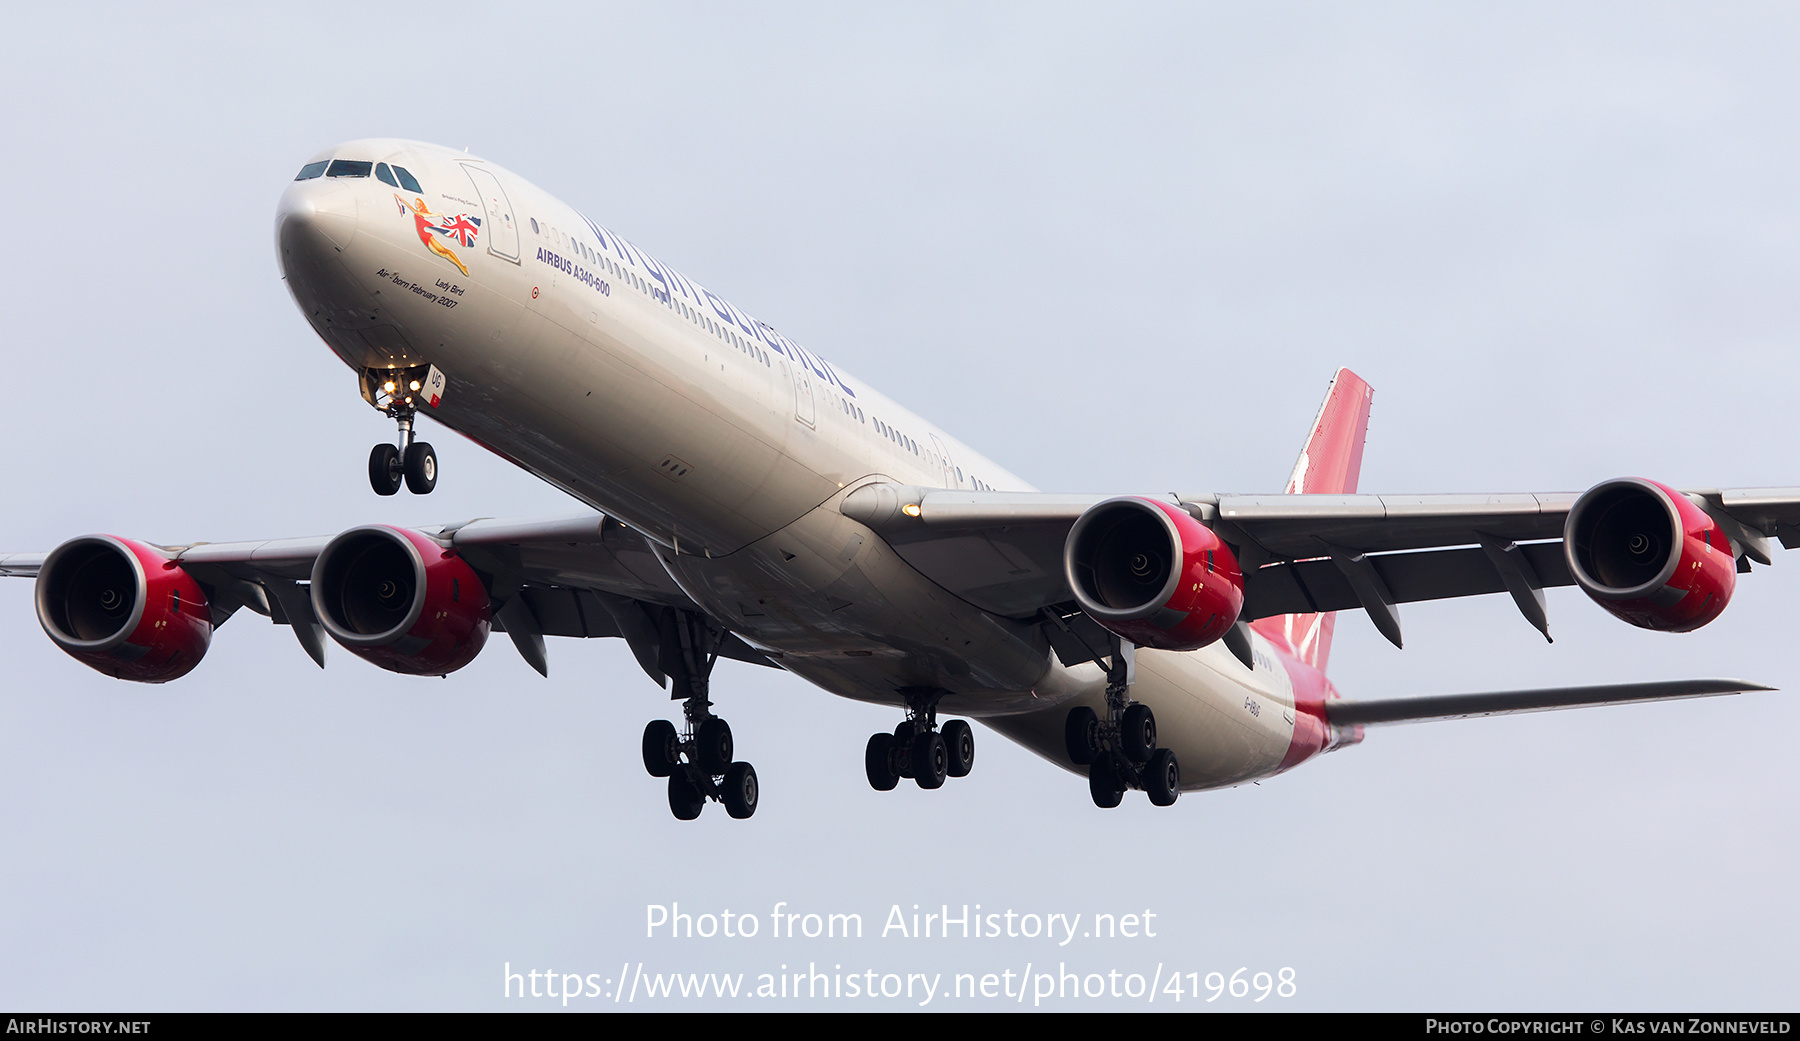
277, 139, 1314, 790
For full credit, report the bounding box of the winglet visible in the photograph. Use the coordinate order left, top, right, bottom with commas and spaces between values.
1285, 367, 1374, 496
1252, 369, 1376, 673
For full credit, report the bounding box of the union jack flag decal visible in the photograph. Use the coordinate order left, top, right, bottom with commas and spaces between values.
437, 213, 481, 248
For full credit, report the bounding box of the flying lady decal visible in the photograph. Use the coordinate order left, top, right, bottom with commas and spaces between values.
396, 195, 482, 277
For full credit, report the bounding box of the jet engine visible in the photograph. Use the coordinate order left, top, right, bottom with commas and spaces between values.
1564, 477, 1736, 632
1064, 496, 1244, 651
35, 535, 212, 682
311, 525, 490, 675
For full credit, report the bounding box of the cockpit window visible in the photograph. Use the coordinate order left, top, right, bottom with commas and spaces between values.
391, 165, 424, 193
326, 159, 373, 178
294, 161, 329, 181
375, 163, 399, 188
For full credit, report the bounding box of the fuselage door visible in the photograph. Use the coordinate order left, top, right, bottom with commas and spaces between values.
460, 163, 520, 263
929, 433, 957, 488
780, 358, 816, 428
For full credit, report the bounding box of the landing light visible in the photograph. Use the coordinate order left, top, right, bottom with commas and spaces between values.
384, 381, 396, 393
410, 381, 421, 392
902, 504, 922, 518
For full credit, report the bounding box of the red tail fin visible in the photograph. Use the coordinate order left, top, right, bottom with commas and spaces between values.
1250, 368, 1374, 674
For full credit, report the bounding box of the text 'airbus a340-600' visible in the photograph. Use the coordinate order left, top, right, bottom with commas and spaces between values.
4, 140, 1788, 820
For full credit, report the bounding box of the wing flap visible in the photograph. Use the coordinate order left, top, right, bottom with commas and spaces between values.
1201, 492, 1576, 560
1702, 487, 1800, 550
1241, 542, 1573, 620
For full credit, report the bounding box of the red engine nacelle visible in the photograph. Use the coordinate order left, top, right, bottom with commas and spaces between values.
1564, 477, 1736, 632
310, 525, 491, 676
1064, 496, 1244, 651
35, 535, 212, 683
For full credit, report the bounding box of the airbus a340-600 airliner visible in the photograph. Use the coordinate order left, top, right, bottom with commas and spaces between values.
5, 139, 1791, 820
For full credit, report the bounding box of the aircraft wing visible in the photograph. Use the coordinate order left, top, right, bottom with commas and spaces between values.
0, 553, 46, 577
2, 513, 773, 680
1324, 678, 1775, 726
841, 483, 1800, 643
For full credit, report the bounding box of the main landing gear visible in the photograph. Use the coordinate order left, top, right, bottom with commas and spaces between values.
1063, 639, 1180, 808
864, 687, 975, 792
639, 610, 759, 821
361, 366, 438, 496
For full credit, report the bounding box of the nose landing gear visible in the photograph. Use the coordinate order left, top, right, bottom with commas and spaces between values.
360, 366, 441, 496
367, 417, 437, 497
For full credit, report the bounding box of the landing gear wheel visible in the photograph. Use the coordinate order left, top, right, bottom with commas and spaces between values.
1064, 706, 1101, 766
696, 717, 734, 775
942, 719, 975, 778
865, 733, 899, 791
1121, 703, 1157, 764
368, 444, 402, 496
667, 772, 704, 820
641, 719, 679, 778
1088, 753, 1125, 809
722, 762, 758, 819
912, 731, 948, 790
1145, 748, 1180, 806
893, 721, 916, 778
403, 441, 437, 494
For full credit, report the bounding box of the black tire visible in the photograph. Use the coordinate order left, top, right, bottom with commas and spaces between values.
1088, 754, 1124, 809
368, 444, 401, 496
1146, 748, 1180, 807
667, 772, 704, 821
912, 731, 948, 790
942, 719, 975, 778
864, 733, 899, 791
722, 761, 758, 819
1121, 703, 1157, 763
1064, 706, 1101, 766
403, 441, 438, 494
641, 719, 679, 778
696, 717, 733, 775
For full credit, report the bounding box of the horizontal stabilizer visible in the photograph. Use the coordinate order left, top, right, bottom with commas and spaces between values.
1326, 678, 1774, 727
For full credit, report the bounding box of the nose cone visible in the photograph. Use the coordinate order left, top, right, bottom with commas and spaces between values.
275, 171, 390, 369
276, 179, 360, 276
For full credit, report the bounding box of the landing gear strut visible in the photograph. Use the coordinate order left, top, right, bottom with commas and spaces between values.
1063, 637, 1180, 808
361, 366, 439, 496
864, 688, 975, 792
639, 609, 759, 820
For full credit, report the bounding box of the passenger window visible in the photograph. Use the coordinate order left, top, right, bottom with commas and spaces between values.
531, 218, 540, 234
391, 165, 424, 193
294, 161, 329, 181
326, 159, 373, 178
375, 163, 399, 187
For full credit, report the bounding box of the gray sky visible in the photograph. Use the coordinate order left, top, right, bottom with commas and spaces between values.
1, 2, 1796, 1011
